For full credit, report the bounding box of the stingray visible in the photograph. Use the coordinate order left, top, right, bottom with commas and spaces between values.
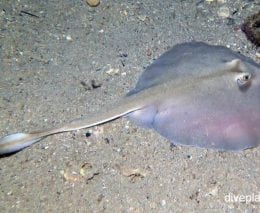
0, 42, 259, 155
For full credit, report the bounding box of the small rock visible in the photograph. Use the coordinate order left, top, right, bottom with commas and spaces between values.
105, 67, 120, 75
97, 194, 104, 202
85, 131, 92, 137
137, 15, 148, 22
91, 79, 102, 89
160, 200, 166, 207
217, 6, 230, 18
7, 191, 13, 196
146, 48, 152, 56
86, 0, 100, 7
207, 186, 219, 196
66, 35, 73, 41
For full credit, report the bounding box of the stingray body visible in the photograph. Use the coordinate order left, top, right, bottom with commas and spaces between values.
0, 42, 259, 155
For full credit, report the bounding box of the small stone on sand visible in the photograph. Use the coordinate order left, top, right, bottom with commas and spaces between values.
86, 0, 100, 7
217, 7, 230, 18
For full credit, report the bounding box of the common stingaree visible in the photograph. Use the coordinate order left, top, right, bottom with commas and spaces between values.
0, 42, 259, 155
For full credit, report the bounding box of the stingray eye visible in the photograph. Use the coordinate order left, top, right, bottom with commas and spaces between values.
236, 72, 252, 89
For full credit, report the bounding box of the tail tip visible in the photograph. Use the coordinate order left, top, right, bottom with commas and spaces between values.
0, 133, 41, 155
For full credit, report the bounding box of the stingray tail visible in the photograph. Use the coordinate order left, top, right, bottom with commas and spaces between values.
0, 96, 143, 155
0, 133, 44, 155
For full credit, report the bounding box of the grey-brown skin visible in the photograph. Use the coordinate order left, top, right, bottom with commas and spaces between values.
0, 42, 259, 155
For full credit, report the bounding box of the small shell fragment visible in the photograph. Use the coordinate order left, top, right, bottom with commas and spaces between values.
105, 68, 120, 75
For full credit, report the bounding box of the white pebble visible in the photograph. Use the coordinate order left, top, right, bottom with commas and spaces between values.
160, 199, 166, 206
218, 7, 230, 18
66, 35, 73, 41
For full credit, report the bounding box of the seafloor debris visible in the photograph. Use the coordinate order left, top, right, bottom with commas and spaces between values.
80, 79, 102, 90
241, 11, 260, 47
116, 165, 147, 183
61, 162, 99, 183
